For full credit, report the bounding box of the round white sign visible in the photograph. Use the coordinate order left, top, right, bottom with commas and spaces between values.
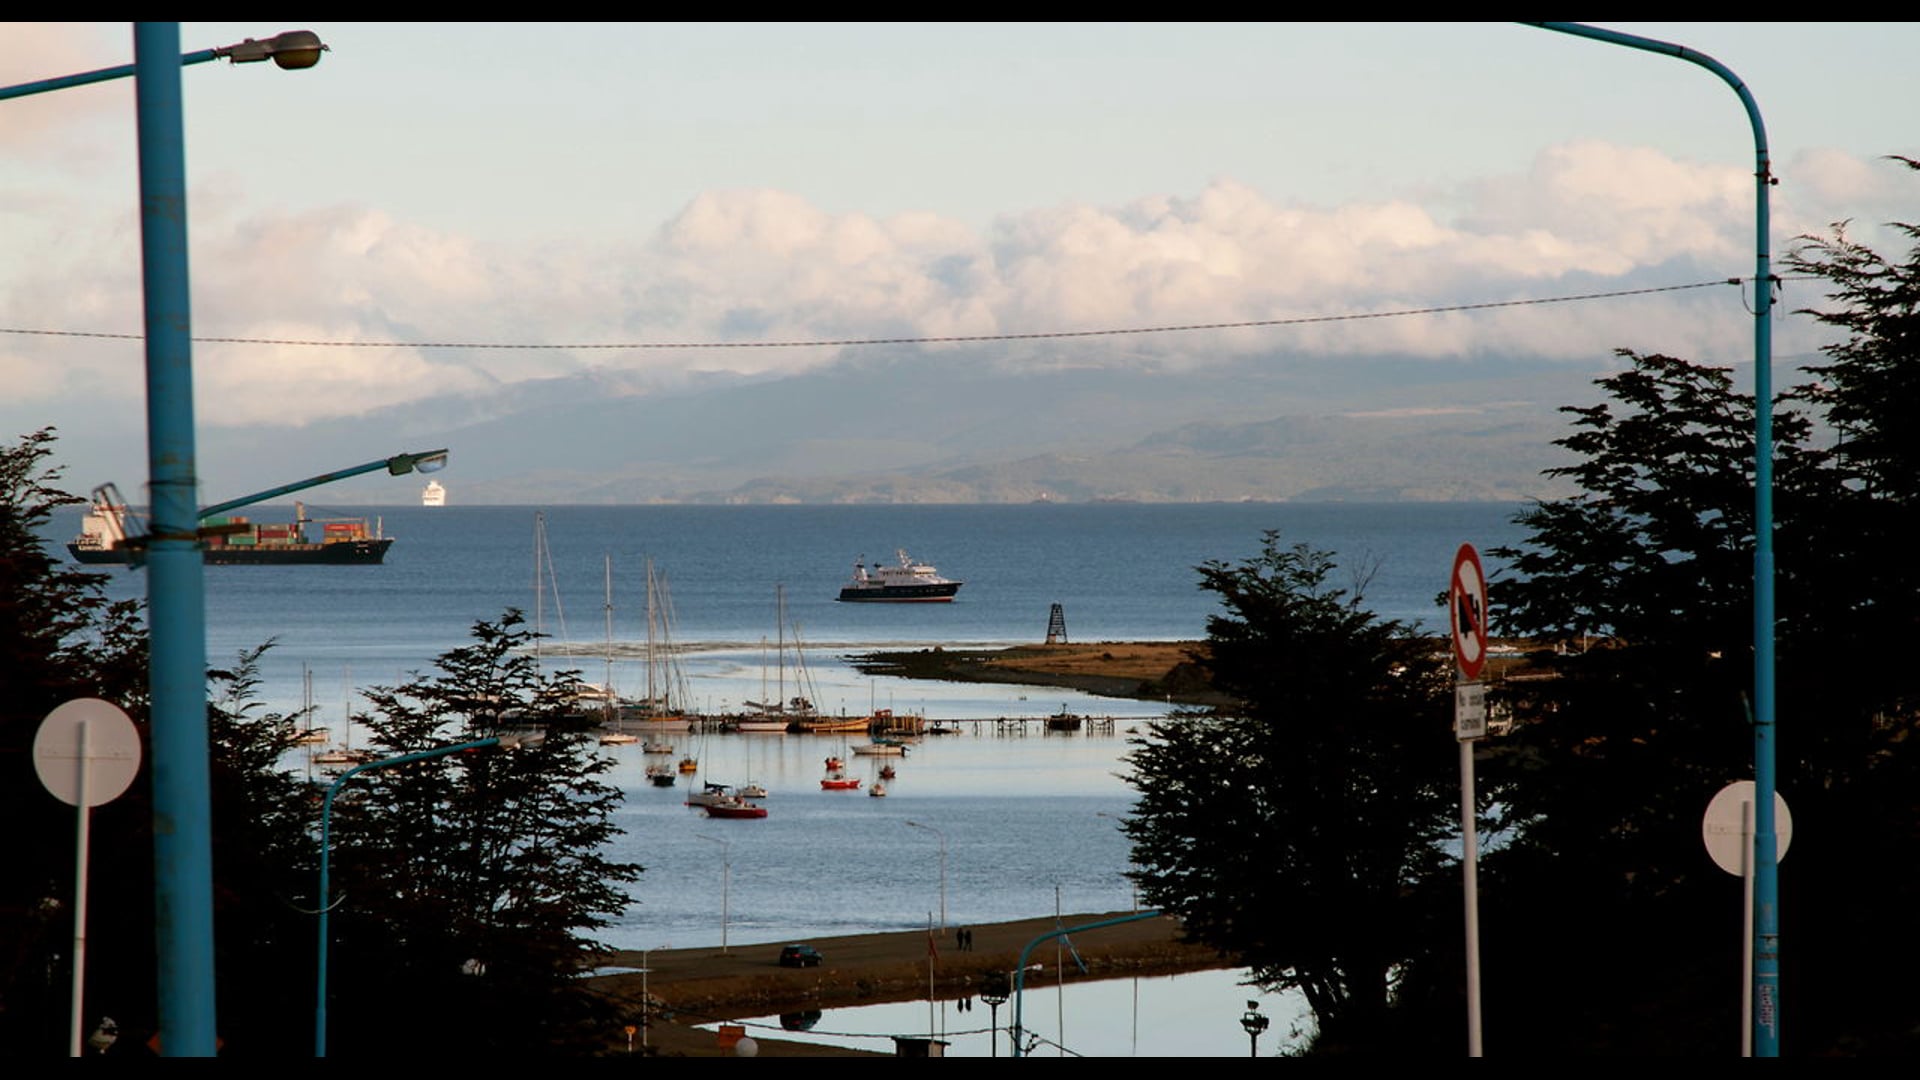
1701, 779, 1792, 876
33, 698, 142, 808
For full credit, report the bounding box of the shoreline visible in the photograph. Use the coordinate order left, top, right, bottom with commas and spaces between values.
846, 640, 1238, 707
589, 909, 1229, 1057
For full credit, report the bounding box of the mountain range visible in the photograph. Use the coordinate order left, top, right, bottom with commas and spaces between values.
197, 348, 1599, 506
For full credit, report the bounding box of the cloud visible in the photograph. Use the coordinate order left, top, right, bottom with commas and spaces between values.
5, 138, 1879, 432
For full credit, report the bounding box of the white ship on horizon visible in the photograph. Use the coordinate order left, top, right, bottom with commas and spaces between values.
422, 479, 446, 507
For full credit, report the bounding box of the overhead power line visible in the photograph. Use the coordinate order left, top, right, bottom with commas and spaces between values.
0, 278, 1740, 352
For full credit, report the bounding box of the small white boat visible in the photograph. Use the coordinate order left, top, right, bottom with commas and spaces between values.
868, 781, 888, 798
598, 731, 639, 746
641, 740, 673, 754
740, 782, 769, 799
851, 740, 908, 756
836, 549, 962, 602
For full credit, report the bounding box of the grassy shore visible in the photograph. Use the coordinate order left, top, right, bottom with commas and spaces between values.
847, 640, 1237, 707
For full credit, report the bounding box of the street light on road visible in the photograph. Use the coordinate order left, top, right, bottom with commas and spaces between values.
905, 820, 947, 933
695, 834, 732, 954
0, 24, 329, 1058
314, 732, 542, 1057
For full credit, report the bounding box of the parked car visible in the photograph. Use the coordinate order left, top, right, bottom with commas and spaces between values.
778, 943, 823, 968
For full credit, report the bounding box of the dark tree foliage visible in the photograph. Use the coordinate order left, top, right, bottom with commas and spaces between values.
0, 429, 151, 1056
0, 430, 338, 1057
200, 648, 327, 1057
1483, 167, 1920, 1055
323, 611, 640, 1057
1122, 535, 1456, 1053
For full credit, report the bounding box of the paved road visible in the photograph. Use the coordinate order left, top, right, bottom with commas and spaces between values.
590, 908, 1227, 1057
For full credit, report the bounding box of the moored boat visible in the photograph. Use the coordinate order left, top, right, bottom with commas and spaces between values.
796, 713, 871, 734
703, 795, 768, 819
836, 549, 962, 602
868, 781, 888, 798
821, 772, 862, 791
645, 764, 677, 787
685, 782, 735, 808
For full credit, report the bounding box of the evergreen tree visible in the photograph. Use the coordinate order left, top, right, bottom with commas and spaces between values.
1486, 181, 1920, 1052
0, 429, 150, 1056
322, 611, 640, 1057
1121, 534, 1456, 1053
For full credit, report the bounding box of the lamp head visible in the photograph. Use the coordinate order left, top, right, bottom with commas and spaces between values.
218, 30, 329, 69
387, 448, 450, 476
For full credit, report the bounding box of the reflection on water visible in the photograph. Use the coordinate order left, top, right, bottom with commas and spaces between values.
706, 967, 1311, 1058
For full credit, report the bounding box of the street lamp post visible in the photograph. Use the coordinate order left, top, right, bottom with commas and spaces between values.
1010, 909, 1161, 1058
905, 820, 947, 933
196, 449, 448, 520
695, 834, 732, 954
979, 970, 1011, 1058
1240, 1000, 1270, 1057
1526, 22, 1780, 1055
314, 733, 539, 1057
0, 24, 328, 1057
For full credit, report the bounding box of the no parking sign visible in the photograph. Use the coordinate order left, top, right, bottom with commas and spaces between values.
1450, 544, 1489, 681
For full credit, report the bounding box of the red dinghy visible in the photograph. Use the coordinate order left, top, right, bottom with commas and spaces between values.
820, 772, 862, 791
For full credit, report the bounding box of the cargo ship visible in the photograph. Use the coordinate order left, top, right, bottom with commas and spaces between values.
68, 496, 394, 566
836, 549, 962, 602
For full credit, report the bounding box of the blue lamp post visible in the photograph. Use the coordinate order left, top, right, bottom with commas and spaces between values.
314, 733, 542, 1057
1009, 909, 1162, 1058
1527, 22, 1780, 1056
0, 23, 329, 1057
197, 449, 449, 520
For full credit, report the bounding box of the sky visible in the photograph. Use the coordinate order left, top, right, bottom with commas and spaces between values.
3, 21, 1918, 497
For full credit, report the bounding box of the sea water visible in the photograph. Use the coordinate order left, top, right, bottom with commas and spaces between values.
46, 501, 1528, 1055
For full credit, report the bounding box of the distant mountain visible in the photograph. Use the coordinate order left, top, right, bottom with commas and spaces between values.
197, 348, 1600, 505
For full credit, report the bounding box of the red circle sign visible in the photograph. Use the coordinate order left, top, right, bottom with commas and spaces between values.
1450, 544, 1489, 680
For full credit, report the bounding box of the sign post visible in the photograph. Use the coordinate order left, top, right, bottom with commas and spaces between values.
1449, 543, 1489, 1057
34, 699, 143, 1057
1703, 781, 1793, 1057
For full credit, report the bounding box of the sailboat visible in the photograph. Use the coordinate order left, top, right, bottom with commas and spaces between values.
597, 555, 639, 746
793, 620, 868, 734
289, 664, 329, 746
615, 557, 693, 736
735, 585, 803, 733
313, 670, 366, 768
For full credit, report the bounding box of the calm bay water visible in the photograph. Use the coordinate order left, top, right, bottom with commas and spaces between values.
50, 501, 1525, 1055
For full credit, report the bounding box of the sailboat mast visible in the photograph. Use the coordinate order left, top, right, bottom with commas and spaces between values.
605, 554, 614, 691
532, 513, 545, 671
645, 557, 658, 708
776, 584, 786, 708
